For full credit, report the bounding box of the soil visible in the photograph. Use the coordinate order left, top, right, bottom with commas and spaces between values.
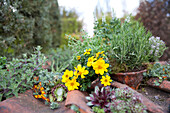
137, 85, 170, 113
126, 64, 147, 72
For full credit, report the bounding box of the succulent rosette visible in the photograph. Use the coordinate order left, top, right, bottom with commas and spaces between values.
86, 86, 147, 113
51, 84, 68, 102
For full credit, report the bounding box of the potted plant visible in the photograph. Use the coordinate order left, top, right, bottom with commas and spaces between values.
93, 16, 167, 89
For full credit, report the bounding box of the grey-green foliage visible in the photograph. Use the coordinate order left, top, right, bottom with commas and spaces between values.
0, 56, 7, 69
94, 15, 153, 72
0, 0, 61, 59
36, 69, 56, 94
110, 87, 147, 113
70, 105, 80, 113
68, 32, 108, 67
50, 102, 60, 109
0, 46, 47, 101
92, 106, 105, 113
47, 45, 73, 72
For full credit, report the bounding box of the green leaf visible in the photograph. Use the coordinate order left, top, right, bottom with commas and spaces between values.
0, 93, 3, 101
50, 102, 59, 109
70, 105, 80, 113
13, 90, 19, 97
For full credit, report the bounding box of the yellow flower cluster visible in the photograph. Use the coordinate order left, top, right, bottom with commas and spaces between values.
88, 51, 112, 87
62, 65, 89, 91
62, 49, 112, 91
84, 48, 91, 55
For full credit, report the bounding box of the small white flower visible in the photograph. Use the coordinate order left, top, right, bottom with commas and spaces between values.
151, 45, 156, 49
156, 37, 160, 40
156, 43, 160, 47
160, 40, 165, 44
150, 36, 155, 39
155, 50, 159, 55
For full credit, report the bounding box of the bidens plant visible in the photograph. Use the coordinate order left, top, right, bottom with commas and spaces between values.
62, 49, 112, 91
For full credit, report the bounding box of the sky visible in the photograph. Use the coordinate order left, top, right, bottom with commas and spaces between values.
58, 0, 140, 36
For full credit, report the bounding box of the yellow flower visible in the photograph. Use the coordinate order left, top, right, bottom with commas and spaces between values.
74, 64, 89, 79
65, 79, 80, 91
96, 51, 104, 58
62, 69, 73, 83
77, 56, 81, 60
87, 56, 96, 67
100, 75, 112, 86
83, 48, 91, 55
92, 58, 109, 75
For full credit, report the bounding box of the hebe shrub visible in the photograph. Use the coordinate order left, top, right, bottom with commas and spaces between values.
0, 46, 49, 101
0, 0, 61, 59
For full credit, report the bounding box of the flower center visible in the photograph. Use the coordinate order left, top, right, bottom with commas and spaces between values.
98, 65, 103, 69
71, 82, 74, 86
105, 79, 108, 82
78, 71, 82, 75
66, 75, 68, 78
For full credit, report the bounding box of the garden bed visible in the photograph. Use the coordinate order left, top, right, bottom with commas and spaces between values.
0, 81, 169, 113
138, 85, 170, 113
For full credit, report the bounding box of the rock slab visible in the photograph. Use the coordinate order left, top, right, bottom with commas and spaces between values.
111, 81, 165, 113
0, 90, 75, 113
65, 90, 92, 113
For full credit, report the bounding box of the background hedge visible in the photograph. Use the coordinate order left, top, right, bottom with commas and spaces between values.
0, 0, 61, 59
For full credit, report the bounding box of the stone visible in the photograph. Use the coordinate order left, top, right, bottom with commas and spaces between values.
111, 81, 164, 113
147, 78, 170, 93
65, 90, 92, 113
0, 90, 75, 113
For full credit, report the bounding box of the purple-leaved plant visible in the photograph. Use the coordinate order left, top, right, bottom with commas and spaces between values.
86, 86, 147, 113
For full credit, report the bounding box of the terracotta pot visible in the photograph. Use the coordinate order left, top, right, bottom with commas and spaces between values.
110, 69, 147, 90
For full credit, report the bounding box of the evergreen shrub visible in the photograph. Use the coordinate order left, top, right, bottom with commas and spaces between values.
0, 0, 61, 59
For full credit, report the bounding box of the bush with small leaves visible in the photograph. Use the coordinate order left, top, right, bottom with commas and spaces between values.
0, 46, 48, 101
